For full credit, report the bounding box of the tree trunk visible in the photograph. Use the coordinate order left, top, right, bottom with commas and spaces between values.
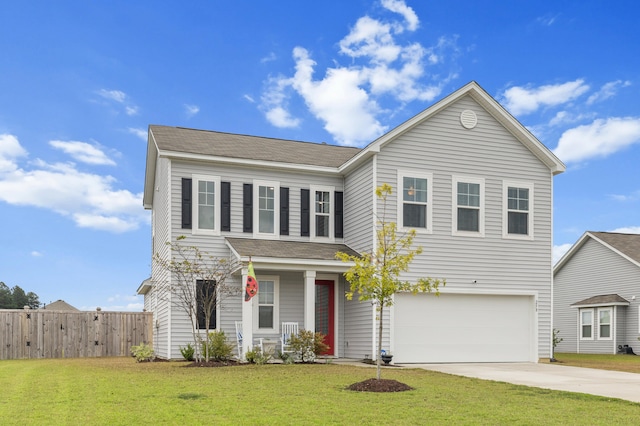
377, 303, 383, 380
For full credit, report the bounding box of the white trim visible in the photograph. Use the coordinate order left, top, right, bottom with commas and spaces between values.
503, 180, 534, 240
310, 185, 335, 241
253, 275, 279, 334
452, 175, 485, 237
191, 174, 221, 236
397, 170, 433, 234
579, 308, 594, 340
253, 180, 280, 239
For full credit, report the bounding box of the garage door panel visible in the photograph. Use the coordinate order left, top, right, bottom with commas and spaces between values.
394, 293, 534, 363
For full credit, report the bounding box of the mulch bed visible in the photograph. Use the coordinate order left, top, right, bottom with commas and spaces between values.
347, 378, 413, 392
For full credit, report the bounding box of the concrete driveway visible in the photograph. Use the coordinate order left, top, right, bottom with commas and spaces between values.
406, 362, 640, 403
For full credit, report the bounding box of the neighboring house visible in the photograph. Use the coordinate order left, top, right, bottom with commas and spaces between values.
137, 81, 565, 362
41, 300, 79, 311
554, 232, 640, 354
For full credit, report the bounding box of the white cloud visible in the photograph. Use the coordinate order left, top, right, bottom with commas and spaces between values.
553, 243, 573, 265
553, 117, 640, 163
587, 80, 631, 105
184, 104, 200, 117
260, 1, 457, 146
0, 134, 28, 172
500, 79, 590, 115
536, 14, 560, 26
96, 88, 139, 116
49, 140, 116, 166
260, 52, 277, 64
31, 251, 43, 257
610, 226, 640, 234
243, 94, 255, 103
0, 135, 148, 233
127, 127, 148, 141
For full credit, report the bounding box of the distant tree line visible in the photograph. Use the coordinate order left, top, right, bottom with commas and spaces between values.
0, 282, 40, 309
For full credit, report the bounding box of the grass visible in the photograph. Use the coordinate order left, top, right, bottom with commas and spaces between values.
0, 357, 638, 425
553, 352, 640, 373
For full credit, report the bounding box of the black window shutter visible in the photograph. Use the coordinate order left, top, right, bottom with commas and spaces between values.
334, 191, 344, 238
280, 187, 289, 235
181, 178, 192, 229
221, 182, 231, 232
243, 184, 253, 233
301, 188, 310, 237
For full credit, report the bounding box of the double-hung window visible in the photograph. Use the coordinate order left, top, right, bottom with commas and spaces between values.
193, 174, 221, 235
503, 181, 533, 239
580, 309, 594, 340
598, 308, 612, 339
453, 176, 484, 236
253, 181, 280, 237
310, 185, 333, 240
255, 276, 279, 333
398, 172, 432, 232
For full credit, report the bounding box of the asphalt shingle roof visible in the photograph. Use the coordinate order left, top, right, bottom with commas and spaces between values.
226, 238, 360, 261
571, 294, 630, 306
591, 232, 640, 264
149, 125, 361, 168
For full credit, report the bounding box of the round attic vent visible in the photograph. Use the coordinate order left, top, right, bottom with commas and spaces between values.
460, 109, 477, 129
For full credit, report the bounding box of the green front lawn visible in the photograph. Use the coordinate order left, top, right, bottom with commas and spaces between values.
553, 352, 640, 374
0, 357, 638, 425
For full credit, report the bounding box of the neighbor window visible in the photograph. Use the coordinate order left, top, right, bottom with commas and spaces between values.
310, 185, 333, 240
193, 174, 221, 234
503, 181, 533, 239
253, 181, 280, 237
598, 308, 612, 339
580, 309, 594, 340
255, 277, 279, 332
398, 172, 432, 232
453, 176, 484, 235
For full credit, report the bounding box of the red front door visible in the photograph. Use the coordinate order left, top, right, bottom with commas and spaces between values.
315, 280, 334, 355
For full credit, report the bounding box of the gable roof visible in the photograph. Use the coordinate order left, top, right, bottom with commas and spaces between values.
554, 231, 640, 273
143, 81, 565, 208
340, 81, 566, 175
41, 299, 79, 311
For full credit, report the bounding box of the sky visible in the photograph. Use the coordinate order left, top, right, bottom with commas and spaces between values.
1, 1, 638, 311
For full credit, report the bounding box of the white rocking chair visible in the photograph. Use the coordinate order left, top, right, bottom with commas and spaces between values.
280, 322, 299, 355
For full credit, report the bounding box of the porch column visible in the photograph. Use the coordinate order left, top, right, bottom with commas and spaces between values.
241, 266, 253, 359
303, 270, 316, 333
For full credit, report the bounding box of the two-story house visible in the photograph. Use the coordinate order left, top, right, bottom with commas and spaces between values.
137, 81, 565, 362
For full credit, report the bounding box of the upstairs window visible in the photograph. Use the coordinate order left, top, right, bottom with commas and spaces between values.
192, 175, 221, 235
253, 181, 279, 237
398, 172, 432, 232
503, 181, 533, 239
453, 176, 484, 236
310, 185, 333, 240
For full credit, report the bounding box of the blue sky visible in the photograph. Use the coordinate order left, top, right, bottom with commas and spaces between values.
1, 1, 638, 311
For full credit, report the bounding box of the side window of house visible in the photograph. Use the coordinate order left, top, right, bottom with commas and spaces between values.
598, 308, 612, 339
398, 172, 432, 232
453, 176, 484, 236
580, 309, 593, 340
310, 185, 333, 240
254, 181, 279, 237
196, 279, 216, 330
192, 175, 221, 234
256, 277, 278, 332
503, 181, 533, 239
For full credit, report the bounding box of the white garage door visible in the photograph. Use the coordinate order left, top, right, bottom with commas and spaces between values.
394, 293, 535, 363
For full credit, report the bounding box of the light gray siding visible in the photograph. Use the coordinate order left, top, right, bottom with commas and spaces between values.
344, 159, 374, 253
376, 95, 554, 358
554, 238, 640, 354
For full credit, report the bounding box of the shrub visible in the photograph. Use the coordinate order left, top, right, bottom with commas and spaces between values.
131, 342, 154, 362
179, 343, 195, 361
245, 347, 271, 364
200, 331, 234, 361
288, 330, 329, 363
278, 351, 295, 365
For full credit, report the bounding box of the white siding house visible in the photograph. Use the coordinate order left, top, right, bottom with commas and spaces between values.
553, 232, 640, 355
138, 81, 565, 362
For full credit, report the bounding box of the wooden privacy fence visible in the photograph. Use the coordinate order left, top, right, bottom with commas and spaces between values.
0, 309, 153, 360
